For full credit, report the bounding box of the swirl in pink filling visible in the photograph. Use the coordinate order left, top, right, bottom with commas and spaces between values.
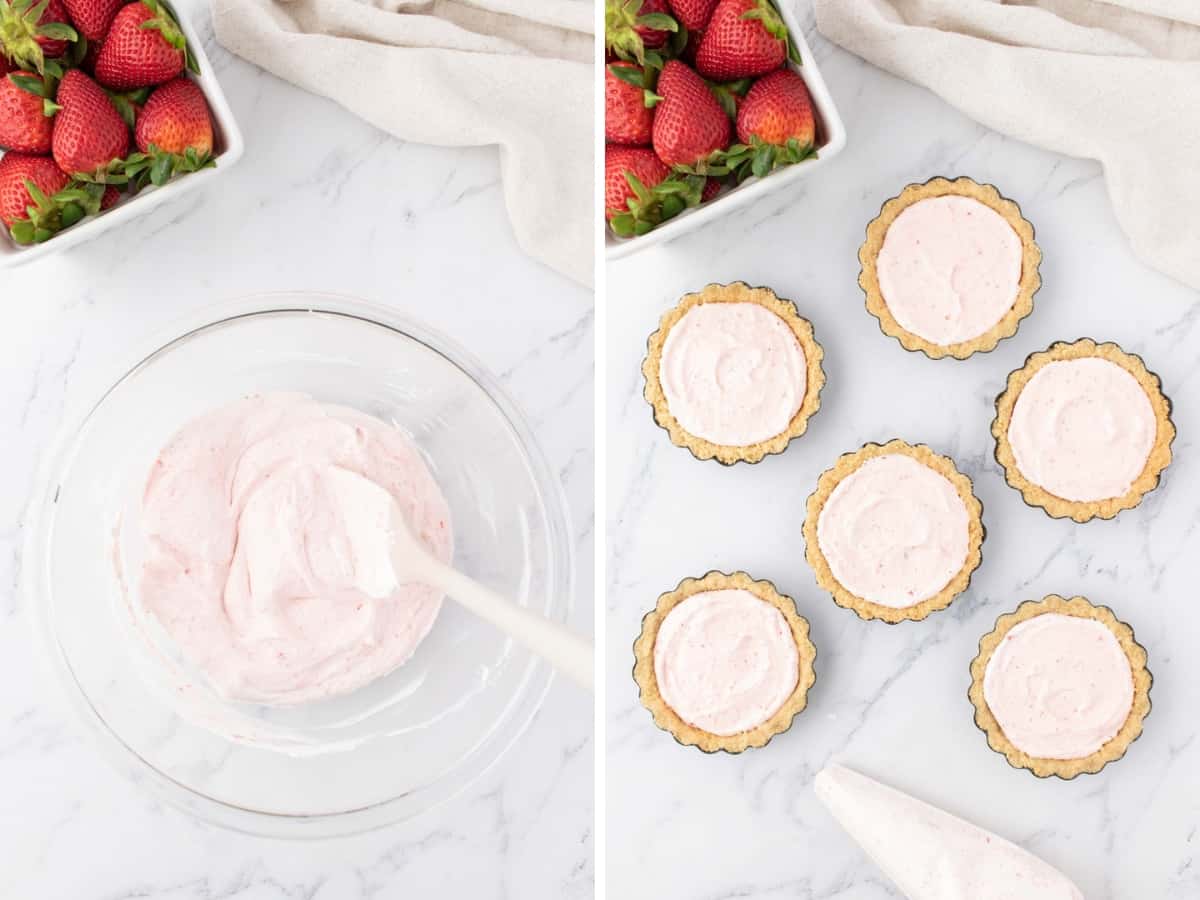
136, 393, 452, 706
816, 454, 969, 608
877, 195, 1022, 345
653, 589, 799, 736
1007, 357, 1155, 502
984, 613, 1133, 760
660, 302, 807, 446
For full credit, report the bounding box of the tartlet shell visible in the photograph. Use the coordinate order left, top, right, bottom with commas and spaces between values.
968, 594, 1153, 779
991, 338, 1175, 523
803, 439, 986, 624
642, 282, 825, 465
632, 570, 817, 754
859, 176, 1042, 360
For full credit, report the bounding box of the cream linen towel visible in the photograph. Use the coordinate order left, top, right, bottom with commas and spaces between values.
814, 0, 1200, 292
212, 0, 593, 286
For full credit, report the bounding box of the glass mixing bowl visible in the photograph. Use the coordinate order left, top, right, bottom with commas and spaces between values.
24, 292, 573, 837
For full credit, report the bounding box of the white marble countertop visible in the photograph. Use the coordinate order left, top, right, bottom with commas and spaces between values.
0, 2, 593, 896
606, 3, 1200, 898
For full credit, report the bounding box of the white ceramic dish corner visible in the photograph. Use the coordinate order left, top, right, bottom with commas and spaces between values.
0, 2, 244, 270
605, 0, 846, 261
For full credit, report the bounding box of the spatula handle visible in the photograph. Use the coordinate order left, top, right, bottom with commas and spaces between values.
425, 561, 594, 691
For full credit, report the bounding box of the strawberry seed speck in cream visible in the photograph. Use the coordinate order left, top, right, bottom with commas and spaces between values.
983, 612, 1134, 760
1006, 357, 1156, 503
876, 195, 1023, 346
652, 588, 799, 736
659, 301, 807, 447
131, 393, 452, 706
816, 454, 970, 609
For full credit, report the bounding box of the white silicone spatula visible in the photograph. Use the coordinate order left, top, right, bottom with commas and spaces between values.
327, 467, 593, 691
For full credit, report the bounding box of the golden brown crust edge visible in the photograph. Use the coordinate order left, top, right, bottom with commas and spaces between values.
641, 282, 825, 465
968, 595, 1152, 779
858, 176, 1042, 360
802, 440, 985, 624
632, 571, 817, 753
991, 339, 1175, 523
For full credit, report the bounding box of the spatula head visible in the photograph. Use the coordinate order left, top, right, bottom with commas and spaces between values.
325, 465, 426, 598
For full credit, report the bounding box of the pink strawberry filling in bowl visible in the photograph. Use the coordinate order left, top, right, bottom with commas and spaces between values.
25, 292, 572, 836
604, 0, 846, 256
0, 0, 243, 268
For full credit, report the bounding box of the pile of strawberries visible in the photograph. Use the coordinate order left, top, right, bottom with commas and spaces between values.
0, 0, 214, 245
605, 0, 818, 237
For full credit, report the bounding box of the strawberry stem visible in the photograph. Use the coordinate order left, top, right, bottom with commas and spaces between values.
122, 143, 215, 191
718, 135, 816, 182
7, 176, 106, 244
609, 170, 705, 237
137, 0, 199, 74
739, 0, 801, 65
605, 0, 678, 66
0, 0, 77, 73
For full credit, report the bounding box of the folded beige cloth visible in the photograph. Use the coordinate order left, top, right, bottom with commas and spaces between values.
814, 0, 1200, 292
212, 0, 593, 286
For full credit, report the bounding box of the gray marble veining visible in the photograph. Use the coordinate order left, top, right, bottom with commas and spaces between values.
0, 1, 593, 896
606, 4, 1200, 897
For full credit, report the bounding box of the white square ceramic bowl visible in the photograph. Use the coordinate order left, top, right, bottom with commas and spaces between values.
605, 1, 845, 260
0, 4, 244, 269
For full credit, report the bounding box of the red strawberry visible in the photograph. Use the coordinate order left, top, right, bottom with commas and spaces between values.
0, 150, 67, 226
605, 62, 655, 146
725, 68, 816, 180
667, 0, 718, 32
701, 177, 722, 202
605, 0, 677, 65
0, 0, 77, 71
695, 0, 790, 81
100, 183, 119, 208
636, 0, 672, 48
62, 0, 122, 41
0, 70, 53, 152
605, 144, 706, 236
52, 68, 129, 175
736, 68, 814, 146
34, 0, 72, 56
0, 53, 9, 75
136, 76, 209, 154
126, 75, 213, 186
650, 59, 730, 168
95, 0, 185, 90
605, 145, 668, 221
